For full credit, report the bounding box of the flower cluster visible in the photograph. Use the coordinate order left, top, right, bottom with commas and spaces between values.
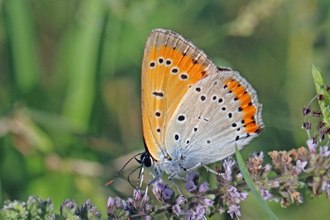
305, 141, 330, 201
103, 139, 330, 219
302, 105, 330, 143
0, 196, 54, 220
183, 172, 214, 219
107, 190, 152, 220
268, 149, 307, 207
60, 199, 102, 220
212, 158, 249, 218
3, 141, 330, 220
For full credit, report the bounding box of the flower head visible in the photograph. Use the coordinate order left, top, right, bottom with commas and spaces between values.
185, 171, 199, 193
185, 180, 197, 192
198, 182, 209, 193
227, 204, 241, 219
260, 188, 272, 201
223, 158, 236, 182
319, 145, 330, 157
296, 160, 307, 173
307, 139, 317, 154
201, 197, 214, 207
173, 204, 182, 216
162, 188, 174, 201
152, 180, 174, 203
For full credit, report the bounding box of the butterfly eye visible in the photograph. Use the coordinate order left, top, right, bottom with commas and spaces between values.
143, 157, 152, 167
141, 152, 153, 168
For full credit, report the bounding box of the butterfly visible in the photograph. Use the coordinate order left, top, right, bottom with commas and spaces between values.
107, 29, 264, 195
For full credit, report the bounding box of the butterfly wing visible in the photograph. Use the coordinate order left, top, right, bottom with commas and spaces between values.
141, 29, 218, 160
165, 69, 264, 169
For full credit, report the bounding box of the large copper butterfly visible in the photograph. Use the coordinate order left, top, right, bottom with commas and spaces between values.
108, 29, 264, 195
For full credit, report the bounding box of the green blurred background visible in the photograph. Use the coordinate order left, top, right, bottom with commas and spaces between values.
1, 0, 330, 219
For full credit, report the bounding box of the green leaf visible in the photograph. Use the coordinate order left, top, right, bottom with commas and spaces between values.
312, 65, 330, 138
235, 145, 278, 220
312, 64, 324, 86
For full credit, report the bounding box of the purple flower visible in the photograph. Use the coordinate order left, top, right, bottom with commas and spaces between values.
187, 171, 199, 183
142, 194, 149, 204
263, 164, 271, 173
202, 197, 214, 207
115, 198, 122, 209
239, 191, 248, 200
272, 197, 280, 203
227, 186, 241, 204
162, 188, 173, 201
198, 182, 209, 193
320, 146, 330, 157
176, 195, 186, 205
268, 180, 280, 188
152, 180, 174, 203
235, 172, 243, 180
126, 198, 134, 206
260, 188, 272, 201
296, 160, 307, 172
133, 190, 142, 201
223, 158, 235, 181
152, 180, 166, 201
173, 204, 182, 216
184, 210, 194, 219
107, 197, 128, 218
144, 215, 152, 220
227, 186, 240, 198
253, 151, 264, 159
153, 180, 165, 194
121, 200, 127, 210
219, 207, 225, 214
145, 204, 152, 212
195, 204, 206, 219
307, 139, 317, 154
321, 176, 328, 191
303, 106, 311, 116
106, 197, 115, 215
325, 183, 330, 197
107, 197, 114, 209
185, 180, 197, 192
227, 204, 241, 219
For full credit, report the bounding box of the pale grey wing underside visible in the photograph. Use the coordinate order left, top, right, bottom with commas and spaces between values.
164, 70, 263, 169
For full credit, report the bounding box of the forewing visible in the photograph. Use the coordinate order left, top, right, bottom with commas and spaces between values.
141, 29, 218, 160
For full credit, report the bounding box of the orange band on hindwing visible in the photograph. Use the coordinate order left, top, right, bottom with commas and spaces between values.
225, 78, 259, 134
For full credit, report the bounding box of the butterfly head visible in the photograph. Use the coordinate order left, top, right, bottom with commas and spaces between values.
138, 151, 154, 169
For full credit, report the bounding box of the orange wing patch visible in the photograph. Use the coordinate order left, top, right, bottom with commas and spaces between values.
224, 78, 260, 134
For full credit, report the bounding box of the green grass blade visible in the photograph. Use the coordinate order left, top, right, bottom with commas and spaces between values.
61, 1, 107, 131
235, 145, 278, 220
5, 0, 39, 93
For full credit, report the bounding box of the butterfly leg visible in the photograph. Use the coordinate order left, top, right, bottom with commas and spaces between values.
186, 162, 222, 176
145, 172, 161, 197
168, 173, 185, 195
138, 167, 145, 189
201, 164, 222, 176
168, 173, 188, 202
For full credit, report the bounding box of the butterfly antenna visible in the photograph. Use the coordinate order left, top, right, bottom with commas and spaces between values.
127, 165, 142, 189
105, 152, 143, 187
